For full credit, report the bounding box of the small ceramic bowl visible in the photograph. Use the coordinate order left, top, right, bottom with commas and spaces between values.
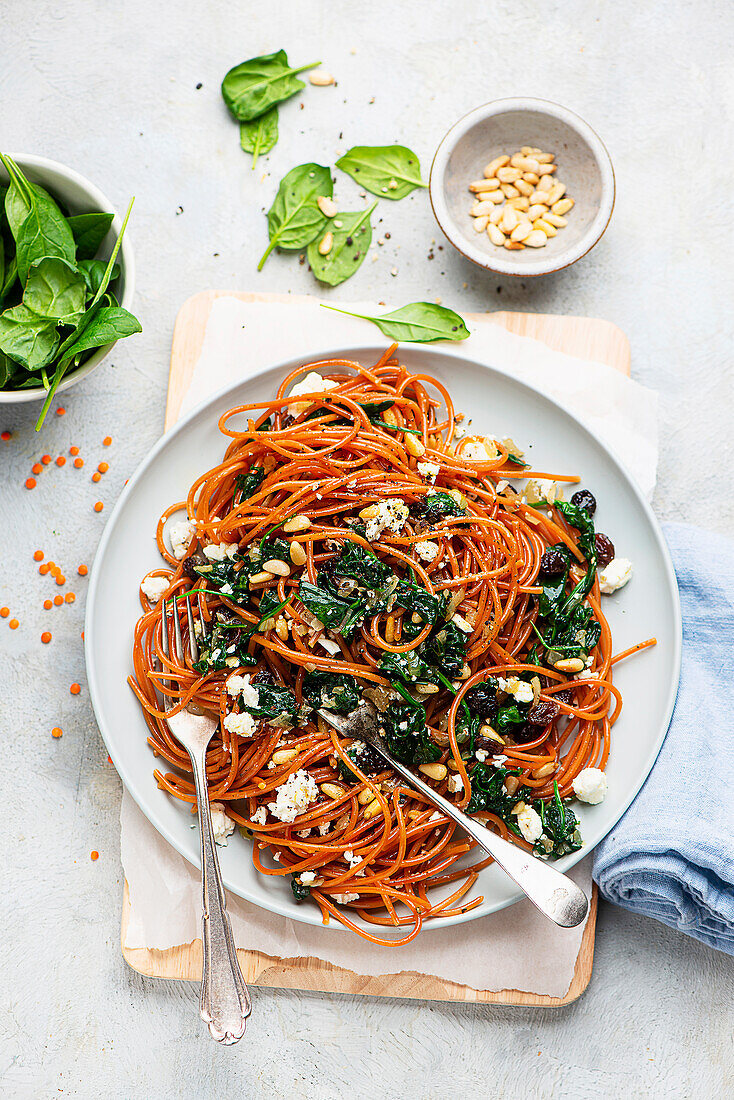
430, 98, 615, 277
0, 153, 136, 404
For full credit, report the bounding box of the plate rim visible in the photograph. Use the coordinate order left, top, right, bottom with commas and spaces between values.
85, 340, 682, 935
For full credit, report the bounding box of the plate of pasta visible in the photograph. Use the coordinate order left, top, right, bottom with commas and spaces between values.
86, 343, 680, 943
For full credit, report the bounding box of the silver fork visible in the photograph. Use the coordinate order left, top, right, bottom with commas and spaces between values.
159, 593, 250, 1043
319, 701, 588, 928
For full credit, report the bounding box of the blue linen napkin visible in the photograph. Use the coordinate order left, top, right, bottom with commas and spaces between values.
593, 522, 734, 954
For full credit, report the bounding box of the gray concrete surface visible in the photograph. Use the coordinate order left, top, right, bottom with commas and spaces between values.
1, 1, 733, 1097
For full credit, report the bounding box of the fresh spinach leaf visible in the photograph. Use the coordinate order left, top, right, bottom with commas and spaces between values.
222, 50, 320, 122
321, 301, 469, 343
77, 259, 120, 299
35, 197, 137, 429
239, 105, 279, 167
56, 306, 140, 368
66, 212, 114, 260
0, 304, 59, 371
336, 145, 426, 200
23, 257, 86, 321
307, 201, 376, 286
258, 163, 332, 270
0, 155, 76, 283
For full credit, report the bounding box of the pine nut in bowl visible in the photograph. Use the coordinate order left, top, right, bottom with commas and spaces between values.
429, 98, 615, 277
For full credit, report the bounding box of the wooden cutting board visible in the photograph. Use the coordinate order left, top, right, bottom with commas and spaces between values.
122, 293, 631, 1005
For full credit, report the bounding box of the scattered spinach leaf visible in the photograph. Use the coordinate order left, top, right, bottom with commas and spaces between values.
239, 105, 279, 167
258, 163, 332, 270
336, 145, 426, 200
221, 50, 320, 122
307, 201, 376, 286
321, 301, 469, 343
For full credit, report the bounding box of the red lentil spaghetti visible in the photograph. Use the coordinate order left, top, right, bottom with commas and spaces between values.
129, 346, 654, 945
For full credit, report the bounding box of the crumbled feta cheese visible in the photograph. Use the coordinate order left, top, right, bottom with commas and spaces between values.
516, 805, 543, 843
451, 613, 473, 634
598, 557, 633, 595
417, 460, 440, 482
251, 805, 268, 825
220, 582, 234, 596
210, 802, 236, 846
299, 871, 317, 885
475, 749, 489, 762
332, 892, 360, 904
572, 767, 608, 804
169, 518, 196, 559
223, 711, 257, 738
203, 541, 238, 562
267, 769, 319, 823
492, 754, 508, 768
428, 811, 442, 822
447, 773, 464, 794
297, 829, 312, 838
462, 437, 498, 462
415, 540, 439, 563
498, 676, 534, 704
226, 673, 260, 707
344, 849, 362, 869
286, 371, 337, 418
141, 575, 169, 604
365, 498, 409, 542
318, 823, 331, 835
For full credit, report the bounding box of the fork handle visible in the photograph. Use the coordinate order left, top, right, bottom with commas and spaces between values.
189, 744, 251, 1044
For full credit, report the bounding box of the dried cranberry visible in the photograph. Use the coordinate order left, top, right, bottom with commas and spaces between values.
540, 547, 567, 575
571, 489, 597, 515
527, 700, 561, 725
509, 723, 537, 744
464, 681, 497, 716
595, 533, 615, 567
182, 551, 207, 579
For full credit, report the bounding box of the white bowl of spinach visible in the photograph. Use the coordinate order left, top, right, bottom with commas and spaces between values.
0, 153, 140, 427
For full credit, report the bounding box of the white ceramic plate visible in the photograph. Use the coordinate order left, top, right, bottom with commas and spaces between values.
85, 344, 681, 936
